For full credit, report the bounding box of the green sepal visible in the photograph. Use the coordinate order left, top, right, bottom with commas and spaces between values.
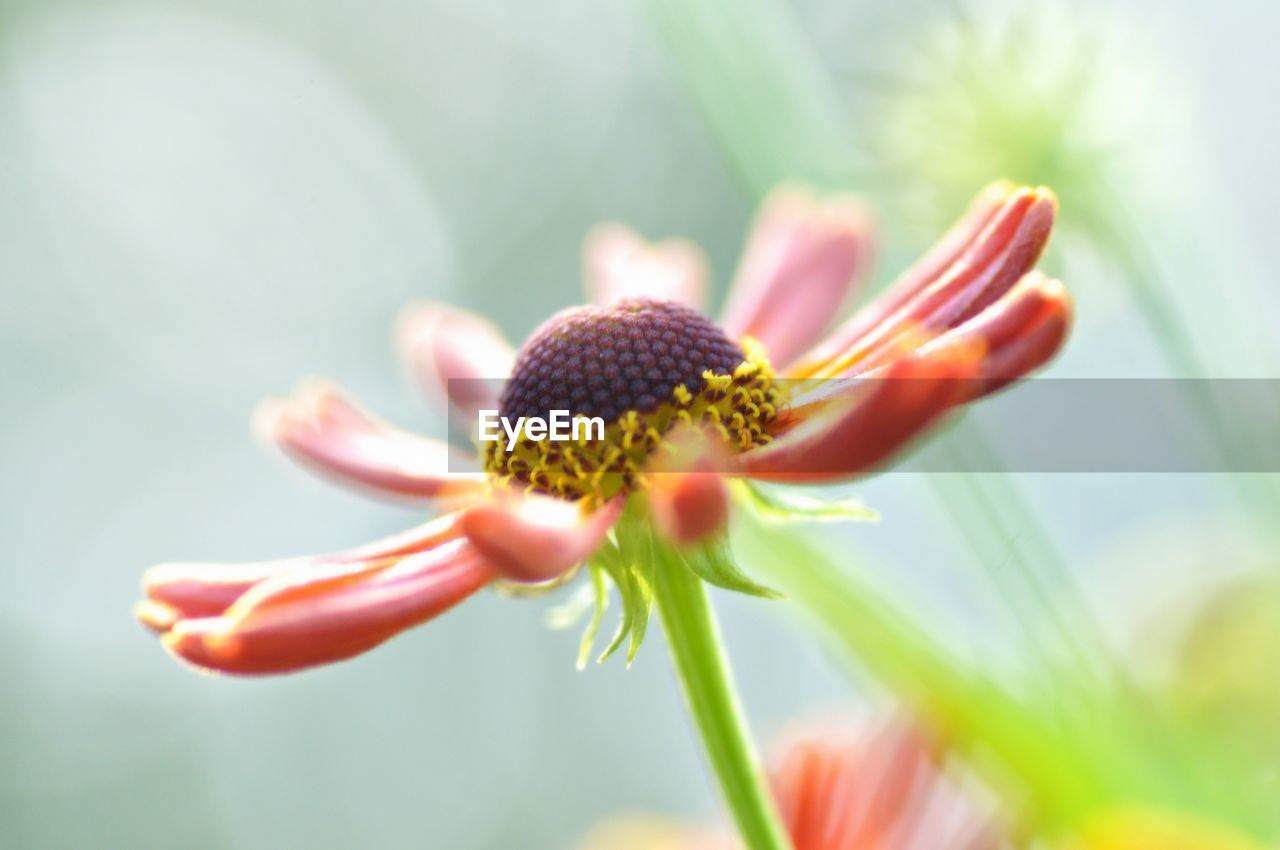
613, 511, 656, 665
593, 539, 654, 666
734, 479, 878, 524
574, 563, 610, 671
625, 544, 655, 664
594, 546, 634, 664
681, 536, 782, 600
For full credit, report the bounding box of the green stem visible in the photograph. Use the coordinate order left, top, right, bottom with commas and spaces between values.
653, 545, 793, 850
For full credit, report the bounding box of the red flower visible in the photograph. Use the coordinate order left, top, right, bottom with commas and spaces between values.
136, 182, 1070, 675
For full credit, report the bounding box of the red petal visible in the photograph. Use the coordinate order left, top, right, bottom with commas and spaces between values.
459, 495, 622, 583
582, 223, 708, 311
139, 514, 465, 626
790, 183, 1056, 379
395, 301, 515, 427
720, 186, 876, 369
256, 380, 486, 502
742, 348, 981, 482
914, 271, 1073, 397
161, 538, 492, 675
650, 465, 730, 546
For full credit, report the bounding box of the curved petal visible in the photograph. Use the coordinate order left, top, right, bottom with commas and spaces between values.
807, 181, 1013, 354
720, 186, 875, 369
790, 183, 1055, 379
912, 272, 1073, 398
395, 301, 515, 426
161, 537, 493, 675
139, 560, 300, 631
138, 514, 466, 629
256, 380, 487, 502
582, 223, 708, 311
459, 494, 623, 583
741, 346, 982, 483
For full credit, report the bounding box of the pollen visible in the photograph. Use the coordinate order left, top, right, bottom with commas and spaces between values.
483, 298, 786, 506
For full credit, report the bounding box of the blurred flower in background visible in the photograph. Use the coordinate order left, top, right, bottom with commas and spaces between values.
869, 1, 1181, 252
580, 712, 1010, 850
733, 519, 1280, 850
861, 0, 1280, 520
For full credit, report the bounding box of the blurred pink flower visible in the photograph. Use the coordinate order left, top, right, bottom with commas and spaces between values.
136, 181, 1070, 675
579, 714, 1010, 850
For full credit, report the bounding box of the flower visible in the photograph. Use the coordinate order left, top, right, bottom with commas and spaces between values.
871, 1, 1182, 253
578, 713, 1010, 850
136, 181, 1071, 675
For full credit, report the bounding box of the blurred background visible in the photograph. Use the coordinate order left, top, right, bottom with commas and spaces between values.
2, 0, 1277, 847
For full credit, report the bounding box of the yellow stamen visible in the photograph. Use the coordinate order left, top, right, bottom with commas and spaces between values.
482, 338, 786, 509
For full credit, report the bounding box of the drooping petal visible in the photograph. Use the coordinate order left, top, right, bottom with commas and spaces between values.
138, 514, 467, 629
395, 301, 515, 426
459, 494, 623, 583
138, 560, 300, 631
582, 223, 708, 311
256, 380, 487, 502
162, 538, 493, 675
138, 514, 490, 675
720, 186, 875, 369
741, 345, 982, 482
790, 183, 1055, 379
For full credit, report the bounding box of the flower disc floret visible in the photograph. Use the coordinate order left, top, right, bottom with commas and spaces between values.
486, 298, 785, 504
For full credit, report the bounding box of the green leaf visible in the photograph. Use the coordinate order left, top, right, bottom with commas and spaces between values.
734, 480, 878, 524
682, 536, 782, 599
575, 564, 610, 671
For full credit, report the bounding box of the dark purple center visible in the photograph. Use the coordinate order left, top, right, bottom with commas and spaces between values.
499, 298, 745, 423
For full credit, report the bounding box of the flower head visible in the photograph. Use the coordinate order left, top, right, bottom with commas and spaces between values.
137, 181, 1071, 675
